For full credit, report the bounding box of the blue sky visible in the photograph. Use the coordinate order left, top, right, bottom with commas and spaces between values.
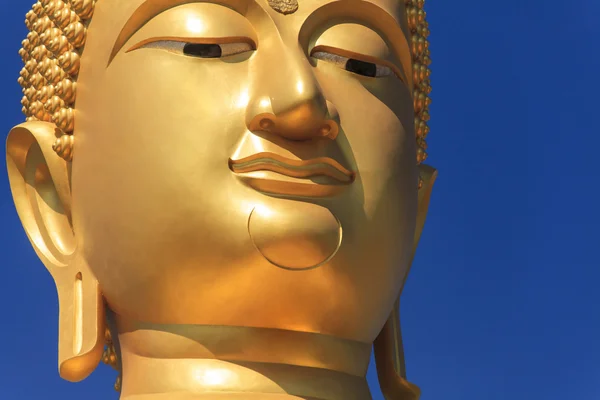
1, 0, 599, 399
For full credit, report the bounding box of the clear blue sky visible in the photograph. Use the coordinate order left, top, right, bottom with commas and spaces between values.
1, 1, 598, 399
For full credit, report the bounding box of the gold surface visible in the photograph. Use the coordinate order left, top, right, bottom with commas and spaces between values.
8, 0, 434, 399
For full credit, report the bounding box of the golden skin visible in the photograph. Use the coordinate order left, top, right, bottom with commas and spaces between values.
76, 0, 416, 342
7, 0, 434, 398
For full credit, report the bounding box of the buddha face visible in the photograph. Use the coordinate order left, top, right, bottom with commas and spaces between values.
69, 0, 417, 343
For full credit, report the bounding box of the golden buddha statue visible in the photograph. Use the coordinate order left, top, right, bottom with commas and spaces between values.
6, 0, 434, 398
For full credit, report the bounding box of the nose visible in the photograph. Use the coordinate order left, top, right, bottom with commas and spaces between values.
246, 44, 338, 141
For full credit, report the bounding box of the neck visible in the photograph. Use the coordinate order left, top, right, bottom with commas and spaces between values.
114, 315, 373, 400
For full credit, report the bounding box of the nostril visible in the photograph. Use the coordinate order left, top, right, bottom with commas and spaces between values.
319, 125, 331, 136
321, 121, 339, 140
259, 118, 274, 130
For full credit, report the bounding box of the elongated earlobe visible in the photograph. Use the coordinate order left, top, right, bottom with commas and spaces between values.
55, 255, 105, 382
374, 163, 436, 400
6, 121, 105, 382
374, 298, 421, 400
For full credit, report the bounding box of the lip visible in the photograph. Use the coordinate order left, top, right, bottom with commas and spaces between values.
229, 152, 355, 197
229, 152, 355, 183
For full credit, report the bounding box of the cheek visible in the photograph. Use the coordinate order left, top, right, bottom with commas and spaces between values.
314, 67, 418, 288
76, 51, 251, 193
315, 66, 417, 210
85, 50, 250, 151
72, 53, 254, 255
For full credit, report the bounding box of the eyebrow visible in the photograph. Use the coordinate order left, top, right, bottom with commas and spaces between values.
108, 0, 250, 65
298, 1, 413, 88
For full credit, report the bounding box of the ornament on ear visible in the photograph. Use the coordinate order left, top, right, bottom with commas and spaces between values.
53, 133, 74, 161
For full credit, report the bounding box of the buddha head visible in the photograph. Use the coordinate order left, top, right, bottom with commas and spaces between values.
7, 0, 434, 396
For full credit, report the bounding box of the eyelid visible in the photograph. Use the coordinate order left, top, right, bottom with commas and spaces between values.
310, 44, 404, 83
127, 36, 257, 53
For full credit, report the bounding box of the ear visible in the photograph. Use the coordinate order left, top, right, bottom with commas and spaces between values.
373, 164, 437, 400
6, 121, 105, 382
413, 164, 437, 263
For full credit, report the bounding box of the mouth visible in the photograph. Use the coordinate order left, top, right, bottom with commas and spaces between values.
229, 152, 355, 197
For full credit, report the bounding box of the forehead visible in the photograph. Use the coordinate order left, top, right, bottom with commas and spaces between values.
100, 0, 408, 21
93, 0, 409, 50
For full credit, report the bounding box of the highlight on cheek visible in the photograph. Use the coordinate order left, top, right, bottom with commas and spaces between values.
235, 87, 250, 108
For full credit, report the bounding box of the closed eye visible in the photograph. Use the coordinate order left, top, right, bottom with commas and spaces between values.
128, 37, 256, 58
311, 51, 392, 78
310, 45, 402, 81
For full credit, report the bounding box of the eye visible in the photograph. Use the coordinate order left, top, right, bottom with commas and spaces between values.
137, 40, 254, 58
311, 50, 393, 78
